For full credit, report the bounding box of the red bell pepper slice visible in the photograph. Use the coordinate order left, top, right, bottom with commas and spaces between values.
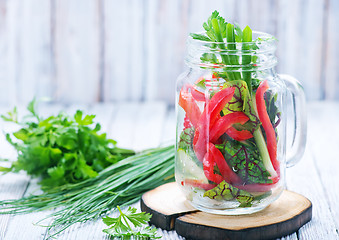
209, 112, 251, 143
207, 87, 236, 127
178, 86, 201, 128
226, 127, 253, 141
256, 80, 279, 172
202, 151, 224, 184
208, 143, 243, 185
187, 85, 205, 102
234, 174, 279, 192
193, 87, 235, 161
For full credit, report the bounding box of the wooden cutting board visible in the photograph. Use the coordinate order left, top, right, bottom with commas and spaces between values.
141, 182, 312, 240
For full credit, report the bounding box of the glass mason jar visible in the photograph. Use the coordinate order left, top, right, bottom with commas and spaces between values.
175, 31, 307, 215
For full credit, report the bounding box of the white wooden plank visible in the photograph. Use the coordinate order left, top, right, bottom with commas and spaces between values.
285, 104, 339, 240
0, 173, 30, 239
16, 0, 52, 103
240, 0, 278, 35
0, 104, 31, 239
306, 102, 339, 233
103, 0, 144, 102
280, 234, 298, 240
144, 0, 186, 103
285, 145, 338, 239
0, 0, 52, 105
56, 219, 108, 240
89, 103, 116, 134
3, 178, 53, 240
324, 0, 339, 100
155, 0, 184, 104
144, 0, 159, 101
0, 1, 15, 105
132, 102, 167, 151
0, 105, 20, 161
36, 103, 67, 118
63, 103, 91, 116
1, 0, 21, 105
54, 0, 100, 103
108, 102, 141, 150
277, 0, 325, 100
160, 106, 176, 145
187, 0, 236, 34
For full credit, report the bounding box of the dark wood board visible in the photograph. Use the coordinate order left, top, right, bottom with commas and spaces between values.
141, 182, 312, 240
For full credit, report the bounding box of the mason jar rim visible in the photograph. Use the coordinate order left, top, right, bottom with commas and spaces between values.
185, 30, 278, 71
188, 30, 277, 45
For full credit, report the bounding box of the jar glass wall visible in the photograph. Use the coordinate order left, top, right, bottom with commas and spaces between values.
175, 31, 305, 215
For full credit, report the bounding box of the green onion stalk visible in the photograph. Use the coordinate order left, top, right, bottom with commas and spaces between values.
0, 145, 175, 238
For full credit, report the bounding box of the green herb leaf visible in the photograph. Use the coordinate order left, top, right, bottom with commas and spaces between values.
204, 180, 254, 206
1, 107, 18, 123
190, 33, 211, 42
222, 80, 260, 130
217, 140, 273, 184
204, 10, 227, 41
200, 53, 219, 64
234, 23, 243, 42
102, 206, 161, 239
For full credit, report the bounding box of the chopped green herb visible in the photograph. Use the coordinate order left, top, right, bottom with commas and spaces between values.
102, 206, 161, 239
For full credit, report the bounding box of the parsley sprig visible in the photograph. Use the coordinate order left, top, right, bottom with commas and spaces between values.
102, 206, 160, 239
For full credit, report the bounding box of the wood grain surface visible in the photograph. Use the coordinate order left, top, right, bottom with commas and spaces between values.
0, 0, 338, 105
141, 182, 312, 240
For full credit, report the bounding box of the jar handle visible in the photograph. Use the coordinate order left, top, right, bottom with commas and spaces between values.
278, 74, 307, 168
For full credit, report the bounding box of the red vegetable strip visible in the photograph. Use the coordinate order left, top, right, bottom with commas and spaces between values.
178, 86, 201, 128
202, 151, 223, 184
193, 87, 235, 161
183, 115, 192, 129
207, 87, 235, 127
193, 126, 205, 161
226, 127, 253, 141
208, 143, 243, 185
187, 85, 205, 101
182, 179, 216, 190
234, 175, 279, 192
209, 112, 250, 143
255, 80, 279, 172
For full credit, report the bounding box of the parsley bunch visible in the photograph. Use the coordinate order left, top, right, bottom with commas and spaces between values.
0, 100, 135, 188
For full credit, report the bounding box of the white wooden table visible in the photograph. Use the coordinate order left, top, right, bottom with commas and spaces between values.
0, 101, 338, 240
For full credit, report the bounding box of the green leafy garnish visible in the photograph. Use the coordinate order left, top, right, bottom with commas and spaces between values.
102, 206, 160, 239
0, 99, 135, 188
204, 180, 254, 207
200, 53, 219, 64
178, 127, 195, 151
217, 140, 272, 184
222, 80, 260, 130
